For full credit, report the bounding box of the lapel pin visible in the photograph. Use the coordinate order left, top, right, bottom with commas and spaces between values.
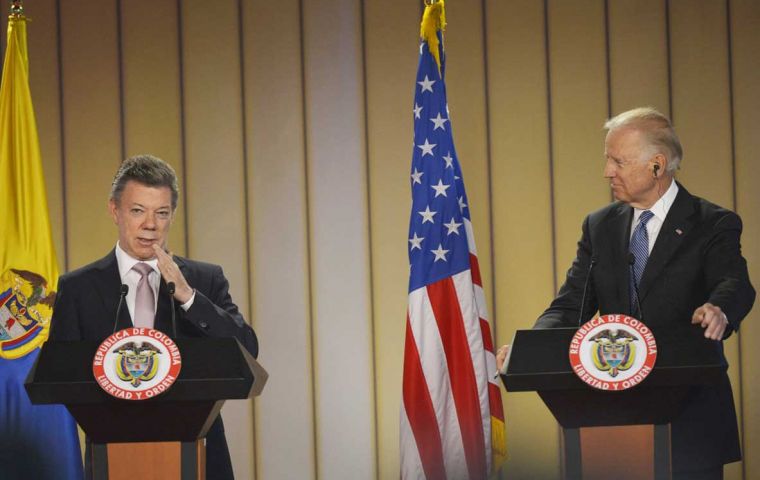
675, 228, 683, 235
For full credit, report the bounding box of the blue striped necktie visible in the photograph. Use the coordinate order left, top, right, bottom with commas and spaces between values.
629, 210, 654, 316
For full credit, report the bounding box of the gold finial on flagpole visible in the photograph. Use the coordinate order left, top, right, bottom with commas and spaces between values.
420, 0, 445, 71
10, 0, 24, 17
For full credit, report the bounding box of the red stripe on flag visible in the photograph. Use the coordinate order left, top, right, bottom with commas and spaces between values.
3, 324, 41, 348
469, 254, 482, 287
488, 383, 505, 422
479, 318, 505, 422
402, 315, 446, 480
479, 318, 494, 353
427, 278, 487, 480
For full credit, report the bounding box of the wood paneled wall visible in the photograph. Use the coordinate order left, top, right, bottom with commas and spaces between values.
3, 1, 758, 478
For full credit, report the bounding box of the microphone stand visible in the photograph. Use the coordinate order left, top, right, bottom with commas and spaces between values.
577, 258, 597, 326
628, 253, 644, 321
167, 282, 177, 338
113, 284, 129, 334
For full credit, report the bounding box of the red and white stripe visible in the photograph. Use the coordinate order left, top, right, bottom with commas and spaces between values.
401, 218, 504, 480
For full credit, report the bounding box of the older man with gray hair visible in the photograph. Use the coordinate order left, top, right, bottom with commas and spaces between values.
498, 107, 754, 479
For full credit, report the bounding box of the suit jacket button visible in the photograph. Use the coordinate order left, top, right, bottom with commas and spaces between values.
199, 321, 209, 329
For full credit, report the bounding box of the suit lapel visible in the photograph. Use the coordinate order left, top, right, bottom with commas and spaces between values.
92, 250, 188, 334
92, 250, 132, 331
639, 184, 696, 301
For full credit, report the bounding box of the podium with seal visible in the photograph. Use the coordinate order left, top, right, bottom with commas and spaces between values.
24, 332, 267, 480
502, 317, 726, 480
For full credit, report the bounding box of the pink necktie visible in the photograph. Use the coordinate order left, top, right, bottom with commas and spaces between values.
132, 262, 155, 328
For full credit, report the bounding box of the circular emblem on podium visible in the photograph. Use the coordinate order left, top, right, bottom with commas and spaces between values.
92, 328, 182, 401
569, 314, 657, 391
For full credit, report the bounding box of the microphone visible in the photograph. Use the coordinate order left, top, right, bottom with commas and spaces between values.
628, 253, 644, 320
113, 284, 129, 334
167, 282, 177, 338
577, 257, 597, 326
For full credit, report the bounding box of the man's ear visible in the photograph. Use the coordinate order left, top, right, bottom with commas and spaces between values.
651, 153, 667, 176
108, 199, 119, 224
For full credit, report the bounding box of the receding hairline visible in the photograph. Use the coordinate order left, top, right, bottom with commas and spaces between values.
603, 107, 671, 133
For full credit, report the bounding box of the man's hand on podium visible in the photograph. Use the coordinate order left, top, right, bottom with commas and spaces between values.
691, 302, 729, 341
496, 344, 511, 376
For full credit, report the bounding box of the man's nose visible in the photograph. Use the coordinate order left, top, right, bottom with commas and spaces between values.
143, 215, 157, 229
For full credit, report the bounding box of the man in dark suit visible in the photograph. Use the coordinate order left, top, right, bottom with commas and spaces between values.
497, 107, 754, 480
50, 154, 258, 480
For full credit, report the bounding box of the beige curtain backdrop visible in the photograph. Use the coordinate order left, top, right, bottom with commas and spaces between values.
2, 0, 758, 479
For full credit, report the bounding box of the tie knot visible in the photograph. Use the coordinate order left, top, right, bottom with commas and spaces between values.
639, 210, 654, 226
132, 262, 153, 277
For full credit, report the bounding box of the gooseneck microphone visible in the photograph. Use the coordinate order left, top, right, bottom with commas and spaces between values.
167, 282, 177, 338
113, 284, 129, 334
577, 258, 597, 326
628, 253, 644, 321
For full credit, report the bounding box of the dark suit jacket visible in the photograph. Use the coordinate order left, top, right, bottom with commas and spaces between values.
50, 250, 259, 480
535, 183, 754, 473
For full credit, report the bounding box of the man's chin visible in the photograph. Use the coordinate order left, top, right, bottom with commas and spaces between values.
610, 190, 628, 203
131, 246, 158, 260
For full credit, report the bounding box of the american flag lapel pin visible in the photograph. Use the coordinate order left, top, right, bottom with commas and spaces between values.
675, 228, 683, 235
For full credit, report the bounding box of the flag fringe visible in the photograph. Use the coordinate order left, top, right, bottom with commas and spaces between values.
419, 0, 446, 72
491, 416, 508, 476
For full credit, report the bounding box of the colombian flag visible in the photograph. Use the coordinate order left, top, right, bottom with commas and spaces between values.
0, 6, 83, 479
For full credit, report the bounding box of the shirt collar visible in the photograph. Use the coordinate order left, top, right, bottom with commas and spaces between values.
633, 179, 679, 224
115, 242, 159, 279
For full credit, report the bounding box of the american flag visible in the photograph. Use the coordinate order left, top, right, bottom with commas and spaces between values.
400, 3, 506, 479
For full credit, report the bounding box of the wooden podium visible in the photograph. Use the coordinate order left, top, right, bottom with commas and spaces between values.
25, 337, 267, 480
503, 326, 726, 480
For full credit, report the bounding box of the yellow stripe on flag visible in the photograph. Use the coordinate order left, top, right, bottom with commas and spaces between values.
0, 14, 59, 359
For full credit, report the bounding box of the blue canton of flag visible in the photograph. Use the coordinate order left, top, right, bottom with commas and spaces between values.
408, 32, 471, 293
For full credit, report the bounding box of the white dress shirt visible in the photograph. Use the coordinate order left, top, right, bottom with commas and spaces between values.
114, 243, 194, 325
630, 179, 679, 253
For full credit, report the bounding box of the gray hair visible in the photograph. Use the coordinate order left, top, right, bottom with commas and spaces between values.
604, 107, 683, 173
110, 154, 179, 209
